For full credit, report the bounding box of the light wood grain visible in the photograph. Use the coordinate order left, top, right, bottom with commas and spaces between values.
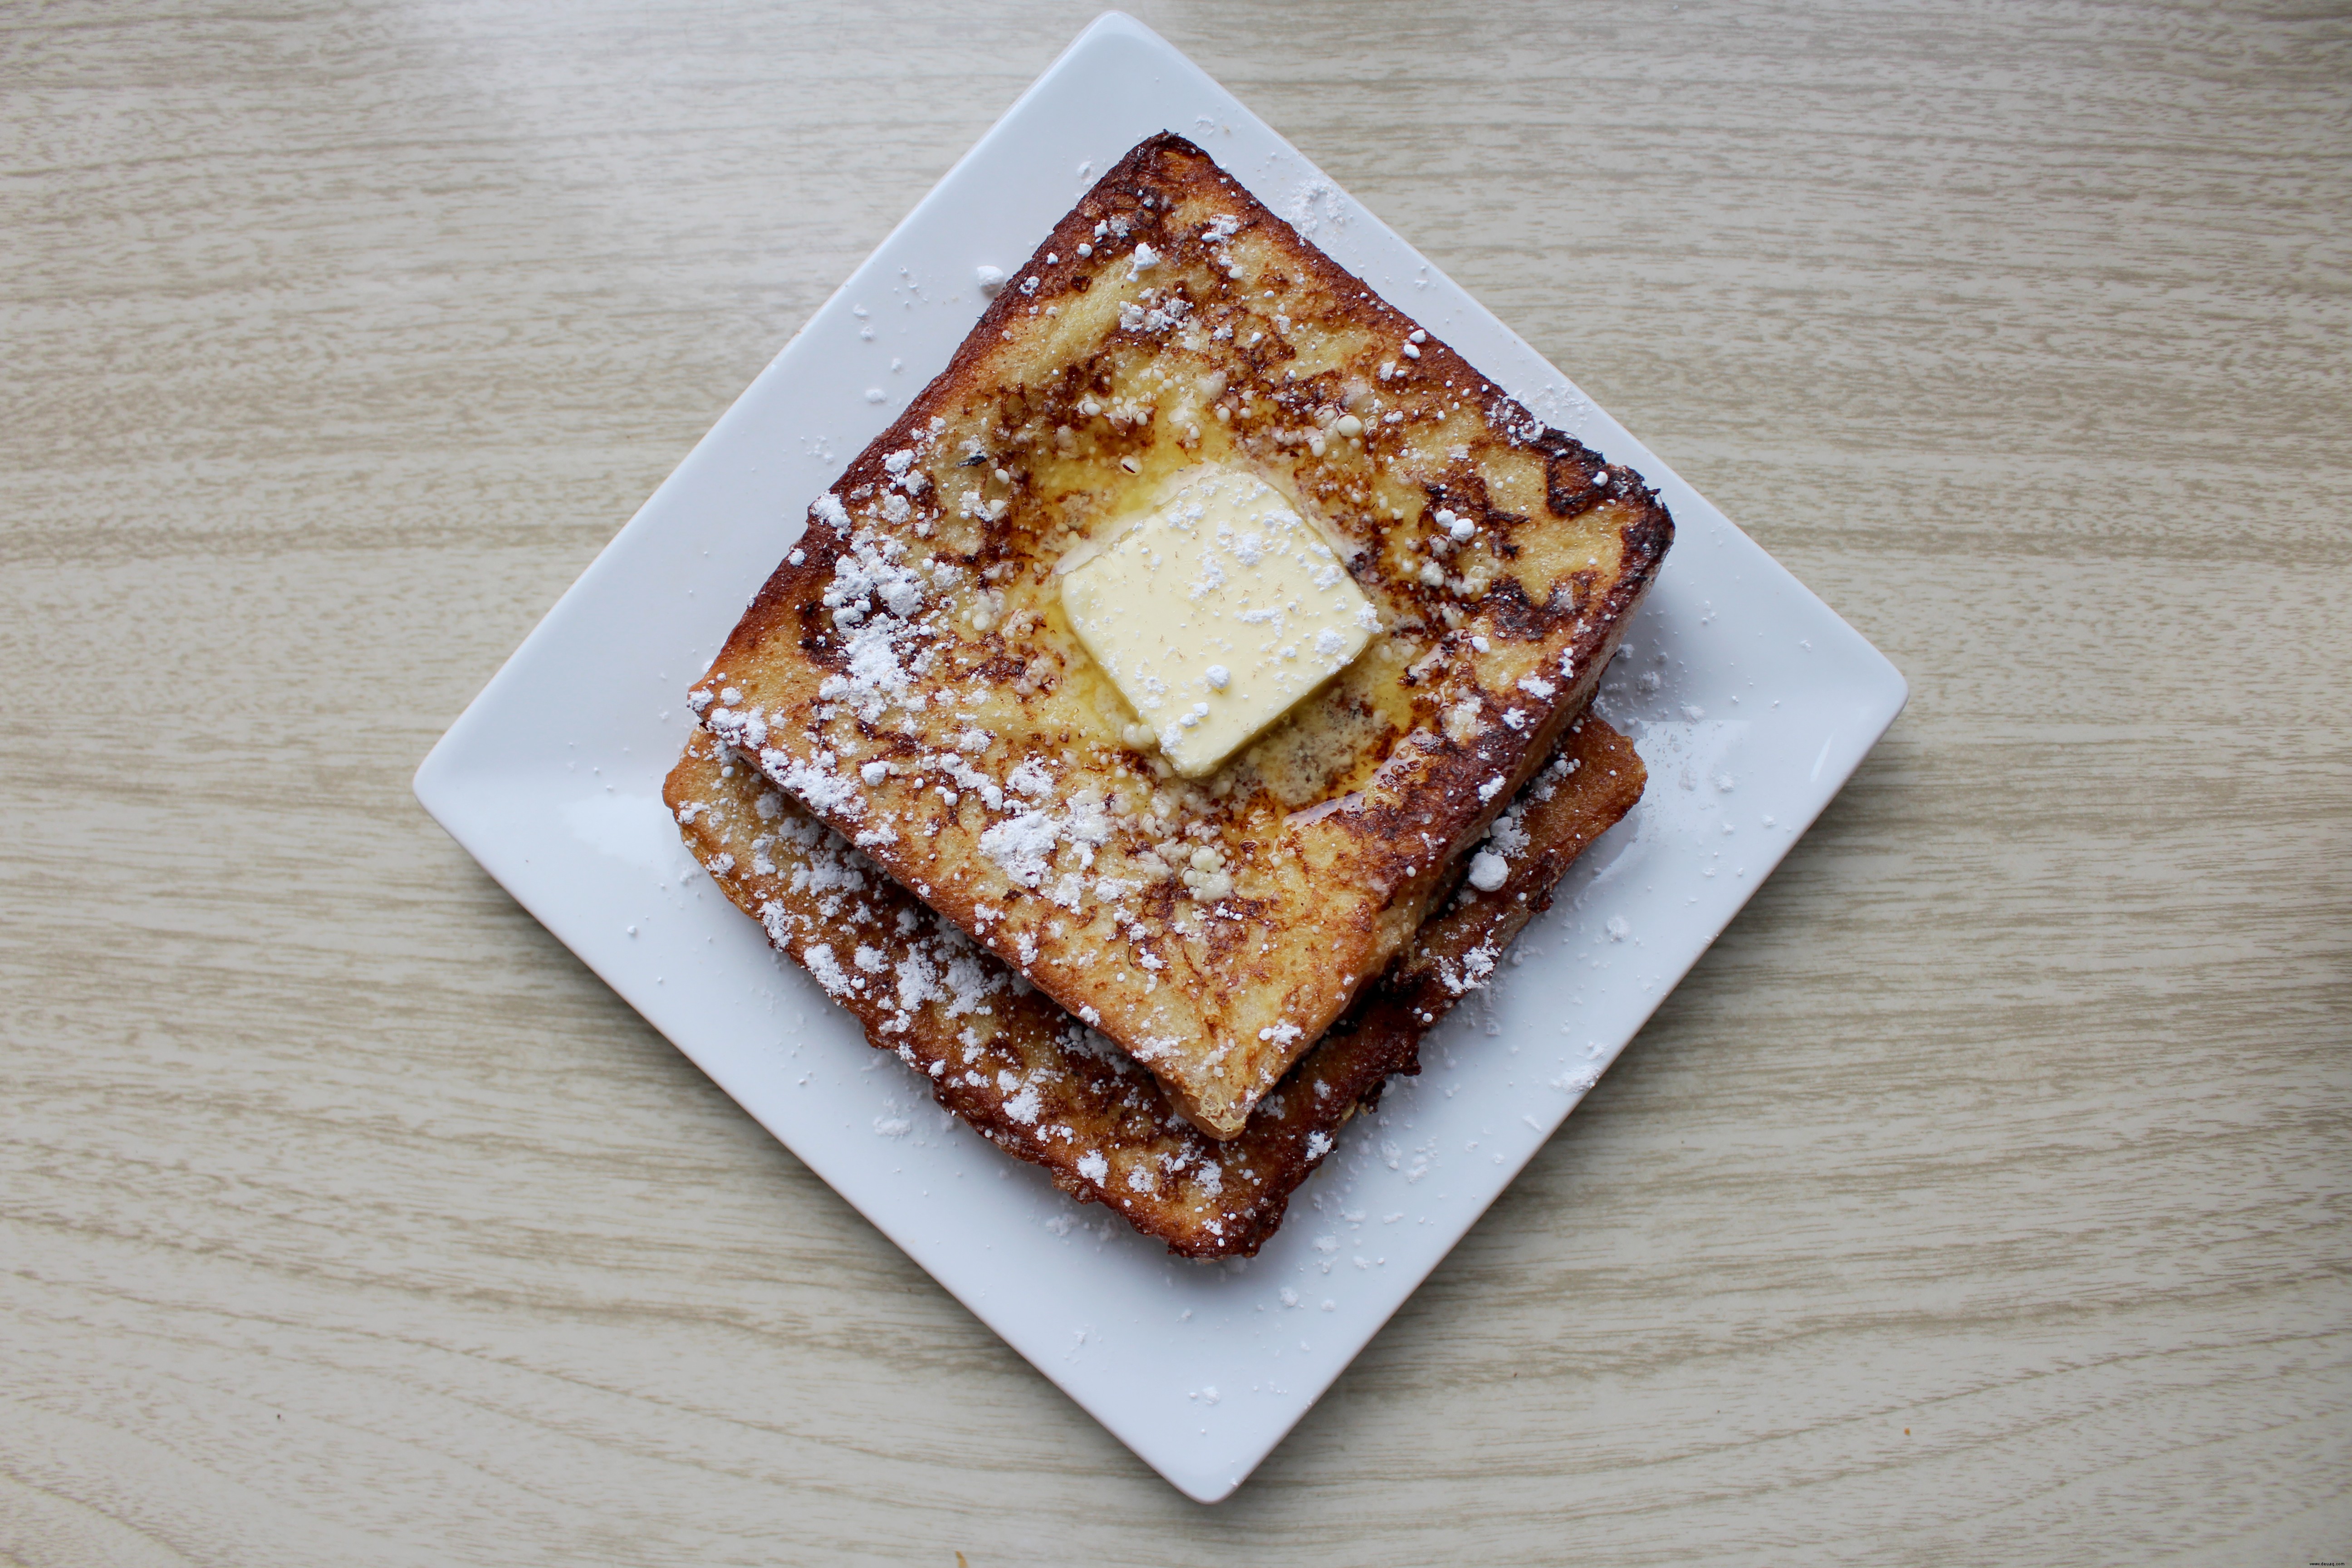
4, 1, 2347, 1563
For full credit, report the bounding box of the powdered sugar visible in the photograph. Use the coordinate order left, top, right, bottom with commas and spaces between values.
763, 748, 862, 818
800, 941, 853, 996
976, 789, 1112, 892
1436, 941, 1499, 997
815, 529, 934, 722
979, 810, 1060, 888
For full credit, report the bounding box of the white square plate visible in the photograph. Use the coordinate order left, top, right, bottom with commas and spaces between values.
414, 12, 1906, 1502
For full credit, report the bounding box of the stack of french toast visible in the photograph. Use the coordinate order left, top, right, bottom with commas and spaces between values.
662, 134, 1671, 1256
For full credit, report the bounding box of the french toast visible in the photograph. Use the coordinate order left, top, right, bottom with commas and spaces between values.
691, 132, 1671, 1136
665, 714, 1647, 1257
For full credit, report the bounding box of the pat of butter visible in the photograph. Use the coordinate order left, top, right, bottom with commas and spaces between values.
1059, 464, 1378, 777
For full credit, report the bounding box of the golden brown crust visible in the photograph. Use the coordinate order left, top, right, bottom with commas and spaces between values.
663, 715, 1646, 1258
691, 132, 1671, 1136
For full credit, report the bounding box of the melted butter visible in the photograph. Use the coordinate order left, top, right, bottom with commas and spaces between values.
1058, 463, 1379, 778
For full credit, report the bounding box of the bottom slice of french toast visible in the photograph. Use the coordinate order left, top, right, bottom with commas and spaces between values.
664, 716, 1645, 1257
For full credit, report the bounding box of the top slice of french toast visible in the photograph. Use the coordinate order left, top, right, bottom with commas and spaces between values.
691, 132, 1670, 1137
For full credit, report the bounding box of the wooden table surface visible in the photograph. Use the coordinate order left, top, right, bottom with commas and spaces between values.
5, 3, 2347, 1563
